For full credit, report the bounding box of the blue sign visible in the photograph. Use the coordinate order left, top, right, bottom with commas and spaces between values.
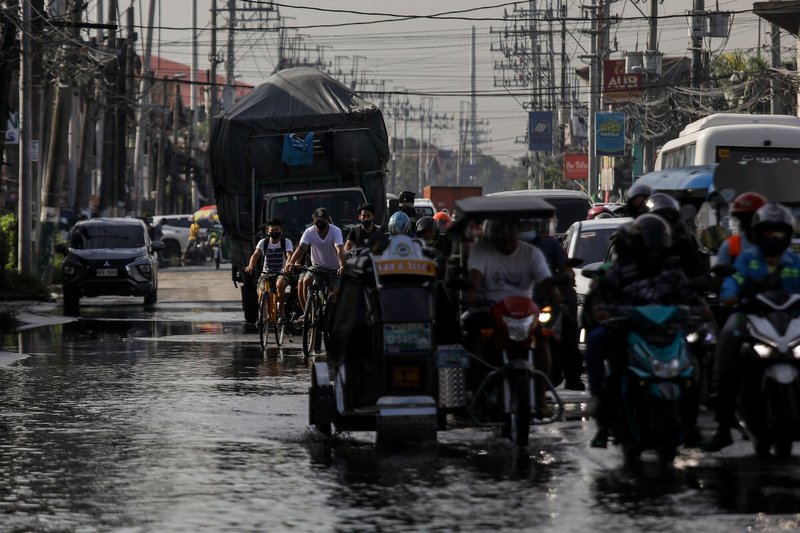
528, 111, 553, 152
595, 112, 625, 156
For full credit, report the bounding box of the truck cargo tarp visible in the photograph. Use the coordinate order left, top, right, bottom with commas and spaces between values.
210, 67, 389, 197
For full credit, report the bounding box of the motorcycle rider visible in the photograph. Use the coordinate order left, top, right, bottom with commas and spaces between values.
387, 211, 412, 236
463, 218, 555, 418
244, 218, 293, 321
703, 202, 800, 451
713, 192, 767, 267
642, 192, 707, 280
586, 214, 700, 447
624, 181, 652, 218
433, 211, 451, 233
344, 202, 382, 253
416, 215, 452, 258
286, 207, 344, 312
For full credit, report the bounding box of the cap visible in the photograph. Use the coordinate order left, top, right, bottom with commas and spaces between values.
398, 190, 415, 205
312, 207, 332, 222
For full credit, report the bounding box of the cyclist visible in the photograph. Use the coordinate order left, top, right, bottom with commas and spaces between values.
181, 219, 201, 265
344, 202, 382, 253
244, 219, 293, 322
286, 207, 344, 312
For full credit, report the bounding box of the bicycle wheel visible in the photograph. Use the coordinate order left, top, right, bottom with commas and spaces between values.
302, 292, 319, 359
259, 296, 269, 350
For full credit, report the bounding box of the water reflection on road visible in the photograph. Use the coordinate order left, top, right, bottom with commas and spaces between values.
0, 309, 798, 531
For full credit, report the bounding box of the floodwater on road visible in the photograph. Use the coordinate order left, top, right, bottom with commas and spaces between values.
0, 300, 799, 531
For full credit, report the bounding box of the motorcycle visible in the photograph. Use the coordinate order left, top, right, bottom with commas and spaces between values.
445, 296, 564, 446
602, 305, 697, 463
737, 290, 800, 458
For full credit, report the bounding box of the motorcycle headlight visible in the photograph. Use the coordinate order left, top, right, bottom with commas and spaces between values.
753, 342, 775, 359
792, 345, 800, 359
685, 332, 699, 344
651, 357, 681, 379
501, 315, 535, 342
538, 306, 552, 325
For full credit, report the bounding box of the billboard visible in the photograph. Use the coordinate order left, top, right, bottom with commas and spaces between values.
603, 59, 642, 103
595, 112, 625, 157
528, 111, 553, 152
564, 153, 588, 180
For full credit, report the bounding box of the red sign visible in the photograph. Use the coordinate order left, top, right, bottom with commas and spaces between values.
564, 153, 589, 180
603, 60, 642, 102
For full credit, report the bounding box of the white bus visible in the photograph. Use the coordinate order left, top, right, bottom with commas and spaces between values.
654, 113, 800, 170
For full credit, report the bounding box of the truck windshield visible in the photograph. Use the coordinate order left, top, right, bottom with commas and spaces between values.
268, 190, 367, 238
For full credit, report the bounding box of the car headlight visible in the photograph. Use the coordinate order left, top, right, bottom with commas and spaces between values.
138, 263, 152, 275
64, 265, 76, 276
753, 342, 775, 359
792, 345, 800, 359
501, 315, 535, 342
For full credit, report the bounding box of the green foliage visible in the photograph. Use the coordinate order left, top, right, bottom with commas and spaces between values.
0, 213, 16, 271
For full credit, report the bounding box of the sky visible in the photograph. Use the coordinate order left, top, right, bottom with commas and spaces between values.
88, 1, 769, 166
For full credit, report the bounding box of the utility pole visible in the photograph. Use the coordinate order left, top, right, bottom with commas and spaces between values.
209, 0, 218, 118
100, 0, 117, 215
18, 0, 33, 273
224, 0, 235, 110
191, 0, 198, 164
470, 26, 477, 171
587, 0, 599, 196
771, 23, 783, 115
133, 0, 157, 215
691, 1, 704, 89
38, 0, 84, 281
643, 0, 659, 173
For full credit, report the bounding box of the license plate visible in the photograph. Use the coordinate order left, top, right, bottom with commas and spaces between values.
435, 345, 470, 368
96, 268, 117, 277
390, 365, 422, 389
384, 323, 431, 354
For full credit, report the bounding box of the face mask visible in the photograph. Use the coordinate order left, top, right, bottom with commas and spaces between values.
269, 232, 281, 239
315, 221, 329, 230
519, 229, 537, 242
361, 219, 373, 229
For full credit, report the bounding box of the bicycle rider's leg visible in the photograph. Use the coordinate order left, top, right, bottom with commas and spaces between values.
256, 273, 268, 307
298, 272, 312, 311
275, 275, 288, 318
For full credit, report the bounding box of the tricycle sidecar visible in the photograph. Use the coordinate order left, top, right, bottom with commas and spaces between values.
308, 234, 441, 445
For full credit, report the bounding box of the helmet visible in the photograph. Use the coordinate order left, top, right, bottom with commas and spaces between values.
416, 215, 437, 234
433, 211, 451, 226
587, 206, 613, 220
730, 192, 767, 215
625, 181, 652, 218
388, 211, 412, 235
752, 203, 795, 257
642, 193, 681, 225
630, 213, 673, 250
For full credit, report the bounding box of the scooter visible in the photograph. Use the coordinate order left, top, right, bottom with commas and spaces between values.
738, 290, 800, 458
603, 305, 696, 463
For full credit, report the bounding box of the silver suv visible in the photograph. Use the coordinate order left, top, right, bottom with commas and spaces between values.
152, 214, 213, 262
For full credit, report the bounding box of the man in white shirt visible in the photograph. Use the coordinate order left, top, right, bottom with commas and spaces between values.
286, 207, 344, 311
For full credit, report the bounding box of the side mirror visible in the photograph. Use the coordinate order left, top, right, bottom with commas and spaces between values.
580, 261, 604, 279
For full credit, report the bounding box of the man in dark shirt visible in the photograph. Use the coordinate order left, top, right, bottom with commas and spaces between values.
344, 203, 382, 253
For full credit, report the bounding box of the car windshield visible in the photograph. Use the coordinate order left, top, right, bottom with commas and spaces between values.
70, 224, 145, 249
267, 190, 366, 237
572, 227, 619, 264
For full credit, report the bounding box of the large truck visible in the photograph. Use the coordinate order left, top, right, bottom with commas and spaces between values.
423, 185, 483, 214
209, 68, 389, 323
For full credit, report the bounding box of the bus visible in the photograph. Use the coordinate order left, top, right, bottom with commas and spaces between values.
654, 113, 800, 170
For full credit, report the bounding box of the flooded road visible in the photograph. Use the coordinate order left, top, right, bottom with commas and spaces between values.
1, 269, 799, 531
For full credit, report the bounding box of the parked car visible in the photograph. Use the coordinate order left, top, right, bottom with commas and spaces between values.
414, 197, 436, 219
561, 216, 632, 348
60, 217, 163, 314
487, 189, 594, 236
152, 214, 213, 262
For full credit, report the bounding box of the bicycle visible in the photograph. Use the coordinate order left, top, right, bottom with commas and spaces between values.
300, 265, 339, 359
258, 273, 285, 350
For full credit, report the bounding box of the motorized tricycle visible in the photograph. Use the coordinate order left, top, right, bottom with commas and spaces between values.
437, 195, 565, 446
308, 234, 441, 445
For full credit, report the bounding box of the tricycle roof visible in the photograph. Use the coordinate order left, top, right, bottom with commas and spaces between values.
454, 195, 556, 220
